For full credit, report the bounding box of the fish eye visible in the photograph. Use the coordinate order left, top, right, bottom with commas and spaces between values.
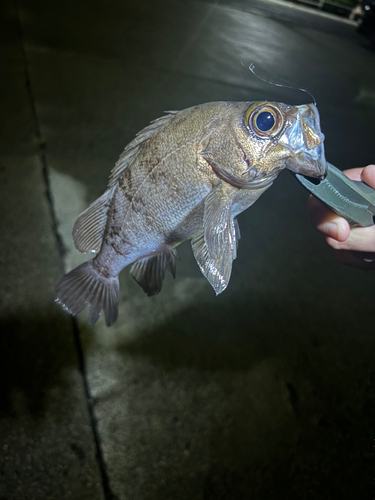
255, 111, 275, 132
245, 103, 284, 138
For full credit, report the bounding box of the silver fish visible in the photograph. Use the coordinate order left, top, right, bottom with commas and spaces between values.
56, 100, 326, 326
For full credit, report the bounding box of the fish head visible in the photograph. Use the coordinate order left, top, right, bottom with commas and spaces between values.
233, 101, 327, 186
278, 102, 327, 178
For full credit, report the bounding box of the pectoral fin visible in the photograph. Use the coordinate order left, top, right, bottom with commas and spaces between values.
191, 184, 239, 295
233, 217, 241, 258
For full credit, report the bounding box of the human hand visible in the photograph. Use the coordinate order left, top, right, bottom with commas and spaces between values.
308, 164, 375, 270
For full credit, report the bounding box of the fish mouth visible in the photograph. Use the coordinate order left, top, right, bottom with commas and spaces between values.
283, 103, 327, 179
286, 145, 327, 179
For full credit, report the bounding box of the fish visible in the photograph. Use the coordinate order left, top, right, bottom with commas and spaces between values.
55, 100, 326, 326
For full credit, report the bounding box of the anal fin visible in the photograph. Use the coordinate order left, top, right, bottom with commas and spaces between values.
130, 248, 178, 296
73, 186, 115, 254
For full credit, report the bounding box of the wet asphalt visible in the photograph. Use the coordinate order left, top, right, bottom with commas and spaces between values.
1, 0, 375, 499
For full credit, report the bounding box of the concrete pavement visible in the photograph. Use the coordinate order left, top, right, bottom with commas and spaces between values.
1, 0, 375, 498
0, 2, 104, 499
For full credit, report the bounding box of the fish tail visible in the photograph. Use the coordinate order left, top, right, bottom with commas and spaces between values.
55, 261, 119, 327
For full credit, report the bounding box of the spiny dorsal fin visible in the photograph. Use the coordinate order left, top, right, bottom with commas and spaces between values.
73, 186, 115, 254
130, 247, 178, 296
108, 111, 179, 188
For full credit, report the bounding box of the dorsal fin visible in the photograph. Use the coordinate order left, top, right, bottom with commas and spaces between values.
108, 111, 179, 188
73, 186, 115, 254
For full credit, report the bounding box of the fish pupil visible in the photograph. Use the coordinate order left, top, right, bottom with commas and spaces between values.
256, 111, 275, 132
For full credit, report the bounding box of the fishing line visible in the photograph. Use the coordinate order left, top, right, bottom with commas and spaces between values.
248, 63, 316, 105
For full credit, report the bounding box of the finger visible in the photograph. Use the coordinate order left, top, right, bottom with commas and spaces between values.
339, 167, 364, 181
308, 165, 375, 242
324, 164, 375, 251
342, 165, 375, 185
308, 195, 350, 241
326, 225, 375, 252
360, 164, 375, 188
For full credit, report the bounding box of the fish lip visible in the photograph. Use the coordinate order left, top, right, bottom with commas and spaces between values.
286, 148, 327, 179
303, 140, 327, 178
305, 151, 327, 179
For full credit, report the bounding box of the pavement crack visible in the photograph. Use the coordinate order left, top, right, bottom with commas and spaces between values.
71, 318, 119, 500
14, 1, 117, 498
14, 1, 66, 274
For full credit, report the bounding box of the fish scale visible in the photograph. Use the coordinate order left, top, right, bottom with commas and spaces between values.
56, 100, 326, 326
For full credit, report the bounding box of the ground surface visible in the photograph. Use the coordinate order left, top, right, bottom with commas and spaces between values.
1, 0, 375, 499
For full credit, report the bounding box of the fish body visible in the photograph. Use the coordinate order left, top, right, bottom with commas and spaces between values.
56, 100, 326, 326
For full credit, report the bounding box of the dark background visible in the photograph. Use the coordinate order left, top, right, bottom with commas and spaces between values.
1, 1, 374, 499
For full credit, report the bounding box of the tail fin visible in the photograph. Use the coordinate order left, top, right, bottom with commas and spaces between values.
55, 261, 119, 326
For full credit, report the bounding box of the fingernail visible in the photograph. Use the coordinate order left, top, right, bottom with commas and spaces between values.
324, 222, 338, 239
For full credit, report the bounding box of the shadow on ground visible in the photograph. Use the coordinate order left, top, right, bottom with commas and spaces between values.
0, 308, 93, 418
111, 292, 375, 500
